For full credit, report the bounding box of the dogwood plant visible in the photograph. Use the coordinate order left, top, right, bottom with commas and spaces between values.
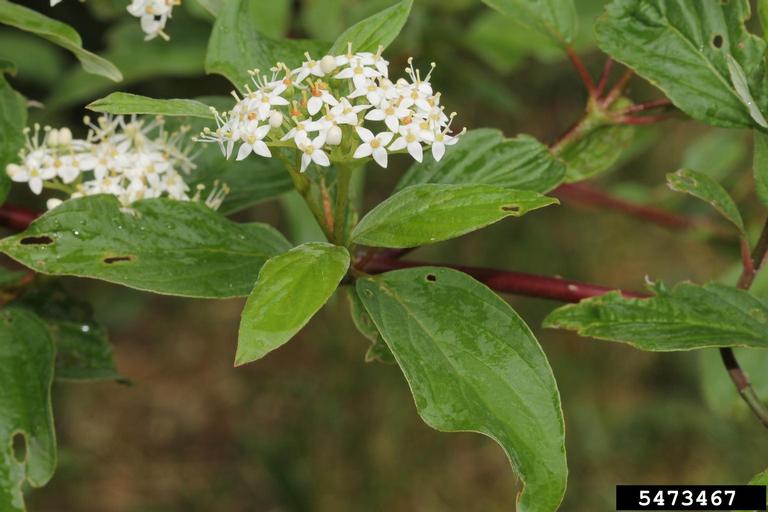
2, 0, 768, 511
51, 0, 180, 40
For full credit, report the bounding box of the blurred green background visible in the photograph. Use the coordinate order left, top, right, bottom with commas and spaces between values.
3, 0, 768, 510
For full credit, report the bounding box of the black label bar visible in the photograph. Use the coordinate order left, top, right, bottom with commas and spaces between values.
616, 485, 766, 510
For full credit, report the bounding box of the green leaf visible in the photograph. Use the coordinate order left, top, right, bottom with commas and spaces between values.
48, 20, 207, 109
0, 73, 26, 206
236, 242, 349, 365
87, 93, 214, 119
0, 0, 121, 81
751, 467, 768, 486
206, 0, 329, 90
357, 267, 567, 512
666, 168, 744, 233
0, 195, 291, 299
14, 282, 120, 382
554, 99, 636, 183
481, 0, 577, 45
351, 183, 557, 248
595, 0, 768, 129
754, 130, 768, 207
544, 281, 768, 351
725, 54, 768, 128
329, 0, 413, 54
0, 308, 56, 512
760, 0, 768, 38
195, 0, 224, 17
396, 129, 566, 194
346, 287, 395, 364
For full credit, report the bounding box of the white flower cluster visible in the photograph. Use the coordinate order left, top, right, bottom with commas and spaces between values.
199, 46, 462, 172
6, 116, 226, 210
50, 0, 179, 41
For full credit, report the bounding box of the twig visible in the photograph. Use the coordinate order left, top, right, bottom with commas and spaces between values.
722, 219, 768, 428
554, 182, 734, 240
602, 69, 634, 107
566, 45, 595, 96
619, 99, 673, 115
362, 257, 647, 303
594, 58, 614, 99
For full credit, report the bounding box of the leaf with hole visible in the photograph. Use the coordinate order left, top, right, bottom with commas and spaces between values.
0, 308, 56, 512
396, 129, 566, 193
481, 0, 577, 45
329, 0, 413, 54
351, 183, 557, 248
357, 267, 567, 512
0, 195, 291, 298
0, 0, 121, 81
544, 281, 768, 351
206, 0, 329, 90
236, 243, 349, 365
595, 0, 768, 128
666, 168, 744, 234
87, 93, 214, 119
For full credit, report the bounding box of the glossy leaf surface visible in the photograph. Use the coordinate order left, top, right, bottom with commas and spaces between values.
237, 243, 349, 365
351, 183, 557, 248
0, 308, 56, 512
357, 267, 567, 512
397, 129, 566, 193
0, 0, 121, 81
595, 0, 768, 128
0, 196, 291, 298
545, 282, 768, 351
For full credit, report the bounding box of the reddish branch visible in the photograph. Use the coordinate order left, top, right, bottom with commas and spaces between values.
363, 257, 647, 303
566, 45, 595, 95
554, 182, 733, 239
723, 220, 768, 429
0, 204, 38, 231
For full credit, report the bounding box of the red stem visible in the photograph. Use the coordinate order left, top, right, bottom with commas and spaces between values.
554, 182, 731, 238
363, 257, 647, 303
620, 99, 673, 115
566, 45, 595, 96
594, 58, 614, 99
0, 204, 38, 231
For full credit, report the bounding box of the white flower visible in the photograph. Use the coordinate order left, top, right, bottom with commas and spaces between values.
353, 127, 393, 168
307, 85, 339, 116
431, 129, 459, 161
334, 56, 381, 90
389, 123, 424, 162
7, 162, 55, 195
298, 134, 330, 173
281, 119, 319, 146
365, 99, 411, 132
197, 50, 462, 170
236, 125, 272, 160
295, 53, 326, 83
127, 0, 176, 41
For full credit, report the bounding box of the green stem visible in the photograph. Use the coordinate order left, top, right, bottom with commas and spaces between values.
276, 150, 334, 241
333, 162, 355, 245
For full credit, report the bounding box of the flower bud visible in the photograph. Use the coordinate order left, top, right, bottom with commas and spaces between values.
326, 125, 342, 146
269, 111, 284, 128
58, 127, 73, 146
320, 55, 337, 75
47, 129, 59, 146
